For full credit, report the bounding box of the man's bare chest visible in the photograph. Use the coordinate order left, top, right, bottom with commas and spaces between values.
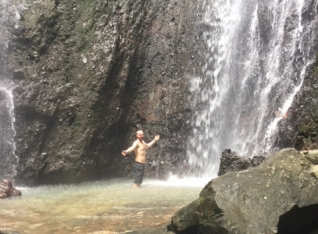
136, 142, 147, 151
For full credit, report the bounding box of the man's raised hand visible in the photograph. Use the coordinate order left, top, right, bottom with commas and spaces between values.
154, 135, 160, 142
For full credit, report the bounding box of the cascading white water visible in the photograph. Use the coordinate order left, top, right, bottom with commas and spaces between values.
0, 0, 23, 179
187, 0, 318, 177
0, 89, 17, 178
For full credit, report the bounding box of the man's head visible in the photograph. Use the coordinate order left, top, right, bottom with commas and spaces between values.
136, 130, 144, 141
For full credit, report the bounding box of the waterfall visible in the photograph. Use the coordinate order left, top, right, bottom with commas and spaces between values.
187, 0, 318, 177
0, 89, 17, 179
0, 0, 23, 179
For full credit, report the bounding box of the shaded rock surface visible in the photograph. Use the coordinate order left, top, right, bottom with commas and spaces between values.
218, 149, 266, 176
170, 149, 318, 234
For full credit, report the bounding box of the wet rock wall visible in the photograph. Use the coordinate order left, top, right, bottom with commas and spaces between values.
9, 0, 205, 185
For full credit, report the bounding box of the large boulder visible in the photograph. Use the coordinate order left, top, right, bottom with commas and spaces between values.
170, 148, 318, 234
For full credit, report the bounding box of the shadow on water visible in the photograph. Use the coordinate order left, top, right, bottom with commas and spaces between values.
0, 178, 203, 234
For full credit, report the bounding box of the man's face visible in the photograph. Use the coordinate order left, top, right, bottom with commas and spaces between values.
136, 132, 144, 141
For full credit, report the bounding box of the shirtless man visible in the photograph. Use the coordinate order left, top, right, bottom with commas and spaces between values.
122, 130, 160, 188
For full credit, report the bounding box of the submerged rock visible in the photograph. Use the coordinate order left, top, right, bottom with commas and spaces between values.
0, 179, 22, 199
170, 148, 318, 234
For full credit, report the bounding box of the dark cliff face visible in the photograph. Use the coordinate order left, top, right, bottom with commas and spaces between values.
275, 59, 318, 151
9, 0, 205, 185
270, 2, 318, 154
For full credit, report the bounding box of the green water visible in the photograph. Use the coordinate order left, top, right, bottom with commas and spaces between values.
0, 178, 205, 234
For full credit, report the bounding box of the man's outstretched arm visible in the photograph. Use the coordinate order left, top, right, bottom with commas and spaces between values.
122, 141, 138, 156
146, 135, 160, 148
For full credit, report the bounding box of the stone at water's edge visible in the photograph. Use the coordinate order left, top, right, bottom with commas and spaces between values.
218, 149, 266, 176
170, 148, 318, 234
0, 179, 22, 199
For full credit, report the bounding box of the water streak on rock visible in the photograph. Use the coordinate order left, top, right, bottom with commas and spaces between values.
0, 0, 22, 179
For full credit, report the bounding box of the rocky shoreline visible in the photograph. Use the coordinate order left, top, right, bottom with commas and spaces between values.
169, 148, 318, 234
